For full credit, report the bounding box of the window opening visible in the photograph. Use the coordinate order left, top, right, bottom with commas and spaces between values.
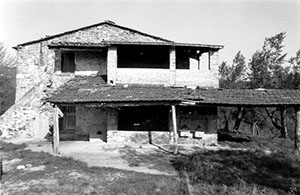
61, 52, 75, 73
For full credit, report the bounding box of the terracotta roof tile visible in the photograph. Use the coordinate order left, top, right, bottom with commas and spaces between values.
46, 76, 300, 106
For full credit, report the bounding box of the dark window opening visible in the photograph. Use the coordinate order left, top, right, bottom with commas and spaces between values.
176, 49, 190, 69
118, 106, 169, 131
118, 46, 169, 68
179, 106, 194, 115
61, 52, 75, 73
176, 48, 202, 70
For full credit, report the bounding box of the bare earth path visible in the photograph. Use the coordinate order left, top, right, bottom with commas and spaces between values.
26, 141, 180, 175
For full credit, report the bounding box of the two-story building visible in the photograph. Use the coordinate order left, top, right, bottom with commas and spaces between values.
1, 21, 224, 146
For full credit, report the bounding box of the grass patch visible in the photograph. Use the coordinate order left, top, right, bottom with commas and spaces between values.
172, 149, 300, 194
0, 140, 27, 152
221, 136, 295, 154
1, 141, 187, 195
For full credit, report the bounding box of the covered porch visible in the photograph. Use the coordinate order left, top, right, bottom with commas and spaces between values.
47, 76, 300, 154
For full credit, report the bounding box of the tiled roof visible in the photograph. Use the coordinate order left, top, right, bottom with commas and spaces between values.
46, 76, 300, 106
47, 76, 182, 103
14, 21, 172, 49
14, 21, 224, 50
186, 89, 300, 106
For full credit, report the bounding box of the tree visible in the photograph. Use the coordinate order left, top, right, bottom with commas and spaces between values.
0, 43, 16, 115
0, 43, 15, 67
248, 32, 287, 89
282, 49, 300, 89
219, 51, 248, 132
219, 51, 247, 89
247, 33, 290, 138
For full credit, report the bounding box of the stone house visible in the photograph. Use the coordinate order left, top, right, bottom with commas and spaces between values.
2, 21, 300, 152
0, 20, 221, 145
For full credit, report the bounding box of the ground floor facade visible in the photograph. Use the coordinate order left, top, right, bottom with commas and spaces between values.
57, 104, 218, 146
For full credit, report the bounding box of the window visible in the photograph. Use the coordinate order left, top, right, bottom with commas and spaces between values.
61, 52, 75, 72
61, 106, 76, 130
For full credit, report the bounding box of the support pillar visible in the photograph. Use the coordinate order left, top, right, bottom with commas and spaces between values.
53, 105, 60, 154
107, 47, 117, 85
171, 105, 178, 154
169, 46, 176, 86
294, 106, 300, 153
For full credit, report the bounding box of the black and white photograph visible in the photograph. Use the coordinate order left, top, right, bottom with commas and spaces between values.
0, 0, 299, 194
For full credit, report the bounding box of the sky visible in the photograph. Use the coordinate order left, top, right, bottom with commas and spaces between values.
0, 0, 299, 63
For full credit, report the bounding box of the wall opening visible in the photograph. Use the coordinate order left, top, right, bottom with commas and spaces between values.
176, 48, 200, 69
118, 46, 169, 68
178, 106, 216, 132
118, 106, 169, 131
58, 105, 82, 141
61, 52, 75, 73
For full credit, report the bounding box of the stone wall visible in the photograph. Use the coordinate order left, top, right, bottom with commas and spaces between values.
54, 24, 167, 44
76, 106, 107, 142
116, 68, 171, 85
107, 131, 172, 145
75, 50, 107, 74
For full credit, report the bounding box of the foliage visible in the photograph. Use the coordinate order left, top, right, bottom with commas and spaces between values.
247, 32, 287, 88
173, 139, 300, 194
220, 32, 298, 90
219, 32, 300, 140
219, 51, 247, 89
0, 42, 16, 115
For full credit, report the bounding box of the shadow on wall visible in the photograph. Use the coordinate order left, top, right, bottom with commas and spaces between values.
0, 66, 16, 115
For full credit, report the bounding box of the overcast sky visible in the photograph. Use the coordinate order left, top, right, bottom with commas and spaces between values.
0, 0, 299, 63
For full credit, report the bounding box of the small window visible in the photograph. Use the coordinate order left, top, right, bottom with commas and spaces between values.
61, 52, 75, 73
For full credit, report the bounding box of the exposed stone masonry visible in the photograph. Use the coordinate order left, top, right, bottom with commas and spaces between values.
0, 22, 221, 144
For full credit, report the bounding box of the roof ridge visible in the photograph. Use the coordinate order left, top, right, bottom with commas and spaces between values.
13, 21, 173, 49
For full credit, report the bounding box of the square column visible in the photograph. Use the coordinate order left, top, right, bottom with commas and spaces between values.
107, 47, 117, 85
169, 46, 176, 86
209, 50, 219, 88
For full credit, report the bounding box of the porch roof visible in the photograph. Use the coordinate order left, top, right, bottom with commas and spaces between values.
46, 76, 300, 107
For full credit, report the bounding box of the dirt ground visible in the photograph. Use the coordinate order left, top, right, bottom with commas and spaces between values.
26, 140, 178, 175
5, 139, 231, 176
22, 139, 227, 176
1, 140, 187, 195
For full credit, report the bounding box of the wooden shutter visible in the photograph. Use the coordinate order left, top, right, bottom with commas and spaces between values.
64, 106, 76, 129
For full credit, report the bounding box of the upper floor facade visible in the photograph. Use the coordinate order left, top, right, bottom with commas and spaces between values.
14, 21, 223, 101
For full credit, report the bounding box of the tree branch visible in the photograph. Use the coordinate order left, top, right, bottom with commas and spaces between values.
265, 107, 282, 130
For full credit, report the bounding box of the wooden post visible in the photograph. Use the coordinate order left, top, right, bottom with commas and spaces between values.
280, 106, 287, 138
294, 106, 300, 153
172, 105, 179, 155
53, 105, 60, 154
